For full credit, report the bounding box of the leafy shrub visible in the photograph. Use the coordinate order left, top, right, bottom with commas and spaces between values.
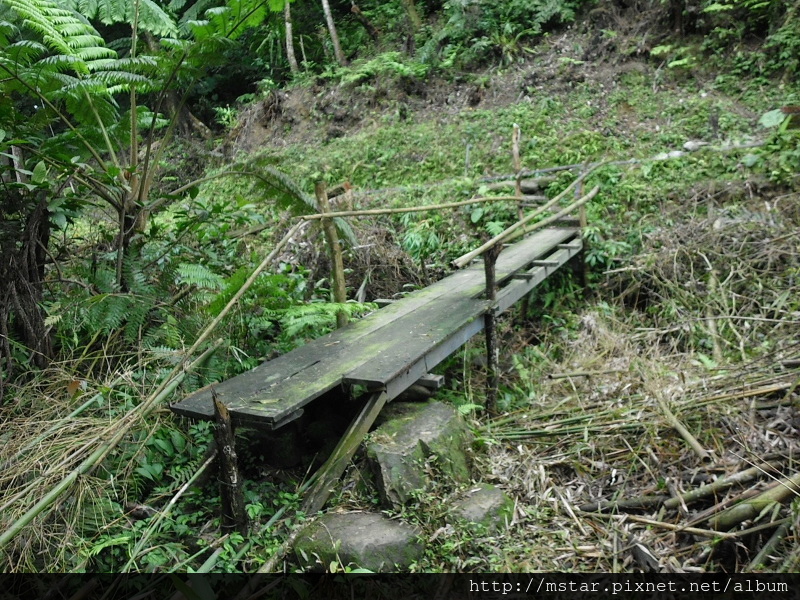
418, 0, 593, 69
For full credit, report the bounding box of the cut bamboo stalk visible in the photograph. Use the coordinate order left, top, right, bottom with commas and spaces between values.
709, 471, 800, 530
579, 511, 735, 539
453, 185, 600, 269
549, 369, 624, 379
747, 519, 791, 570
578, 495, 669, 513
300, 194, 527, 220
705, 268, 724, 364
663, 462, 781, 511
122, 452, 216, 572
316, 181, 348, 328
512, 124, 523, 220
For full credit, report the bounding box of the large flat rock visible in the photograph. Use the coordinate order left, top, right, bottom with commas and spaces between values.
367, 401, 472, 507
294, 512, 423, 572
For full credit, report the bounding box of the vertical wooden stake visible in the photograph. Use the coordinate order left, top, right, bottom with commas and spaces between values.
576, 171, 588, 292
483, 245, 502, 413
212, 387, 247, 534
512, 124, 523, 221
316, 181, 348, 329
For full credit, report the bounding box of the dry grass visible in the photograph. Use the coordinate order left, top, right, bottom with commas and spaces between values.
472, 193, 800, 572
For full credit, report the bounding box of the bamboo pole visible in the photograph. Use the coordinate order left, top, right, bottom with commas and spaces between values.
656, 396, 711, 461
316, 181, 348, 328
580, 511, 735, 539
512, 124, 523, 220
300, 194, 527, 221
664, 463, 779, 510
453, 185, 600, 269
122, 453, 216, 572
747, 520, 790, 570
709, 471, 800, 530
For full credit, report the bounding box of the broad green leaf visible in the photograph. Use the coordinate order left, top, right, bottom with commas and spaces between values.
758, 109, 786, 129
31, 160, 47, 184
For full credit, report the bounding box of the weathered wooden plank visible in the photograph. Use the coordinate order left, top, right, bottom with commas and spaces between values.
301, 391, 388, 514
171, 270, 480, 425
344, 296, 487, 397
495, 241, 582, 314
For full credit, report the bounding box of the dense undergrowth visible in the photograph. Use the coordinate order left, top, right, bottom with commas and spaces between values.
1, 0, 800, 575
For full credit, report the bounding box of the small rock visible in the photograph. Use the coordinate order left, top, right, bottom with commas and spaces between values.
294, 512, 423, 572
451, 483, 514, 533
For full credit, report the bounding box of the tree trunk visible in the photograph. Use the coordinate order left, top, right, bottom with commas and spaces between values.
351, 2, 379, 41
285, 1, 300, 74
0, 189, 53, 396
401, 0, 423, 31
212, 388, 248, 534
321, 0, 347, 66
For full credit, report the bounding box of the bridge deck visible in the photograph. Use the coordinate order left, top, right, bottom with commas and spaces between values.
170, 227, 582, 428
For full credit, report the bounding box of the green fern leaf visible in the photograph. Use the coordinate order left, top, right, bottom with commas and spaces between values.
177, 262, 224, 290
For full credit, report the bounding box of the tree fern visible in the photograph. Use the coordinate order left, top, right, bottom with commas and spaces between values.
272, 302, 375, 340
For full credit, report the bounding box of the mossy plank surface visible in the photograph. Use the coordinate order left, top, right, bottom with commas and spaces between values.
170, 228, 579, 427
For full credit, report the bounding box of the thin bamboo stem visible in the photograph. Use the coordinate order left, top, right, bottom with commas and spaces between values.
122, 453, 216, 572
580, 511, 735, 539
300, 194, 526, 221
656, 397, 711, 461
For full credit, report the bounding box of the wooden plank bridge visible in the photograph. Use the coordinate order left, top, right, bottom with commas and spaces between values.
171, 226, 583, 429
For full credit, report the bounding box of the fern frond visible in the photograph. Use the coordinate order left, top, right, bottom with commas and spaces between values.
277, 302, 375, 339
61, 0, 178, 36
0, 21, 20, 47
6, 0, 115, 74
177, 262, 224, 290
261, 165, 358, 246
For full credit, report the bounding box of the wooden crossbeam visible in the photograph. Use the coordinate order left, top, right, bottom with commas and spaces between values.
301, 391, 388, 514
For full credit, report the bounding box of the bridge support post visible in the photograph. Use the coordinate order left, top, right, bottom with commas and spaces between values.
316, 181, 349, 329
212, 387, 248, 534
483, 245, 502, 413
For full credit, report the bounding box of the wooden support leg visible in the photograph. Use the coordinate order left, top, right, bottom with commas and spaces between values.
301, 391, 388, 515
212, 387, 248, 534
483, 245, 502, 413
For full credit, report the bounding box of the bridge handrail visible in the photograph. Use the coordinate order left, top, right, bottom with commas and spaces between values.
452, 165, 603, 269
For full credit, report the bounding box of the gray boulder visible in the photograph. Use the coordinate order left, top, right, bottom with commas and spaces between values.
451, 483, 514, 532
367, 401, 472, 507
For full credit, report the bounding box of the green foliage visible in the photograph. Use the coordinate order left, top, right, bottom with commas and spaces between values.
334, 52, 430, 86
747, 107, 800, 184
418, 0, 593, 69
61, 0, 178, 37
697, 0, 799, 75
